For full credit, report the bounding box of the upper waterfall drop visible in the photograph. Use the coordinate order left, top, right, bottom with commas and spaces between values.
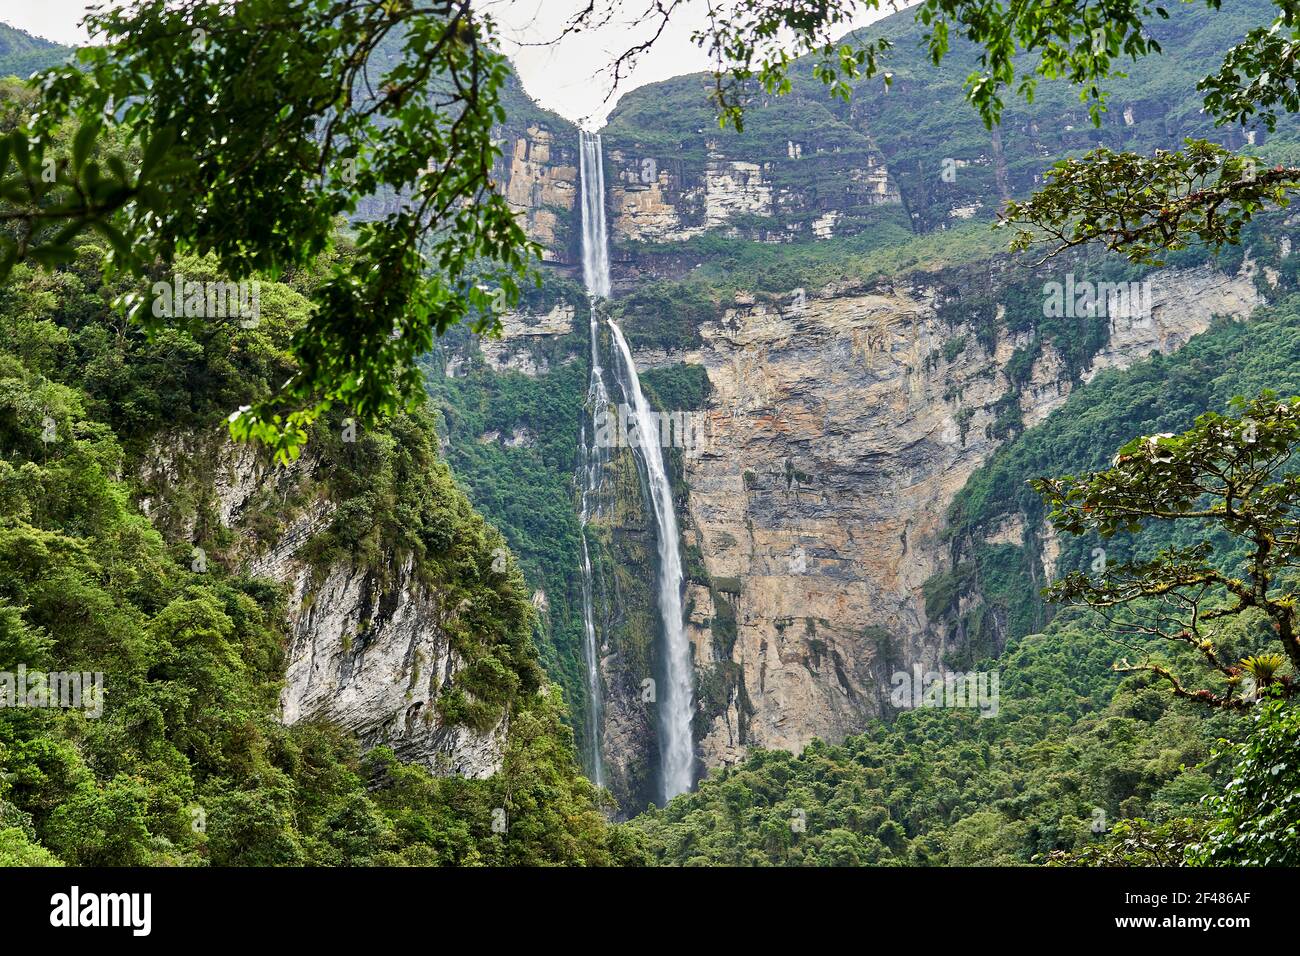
579, 131, 611, 299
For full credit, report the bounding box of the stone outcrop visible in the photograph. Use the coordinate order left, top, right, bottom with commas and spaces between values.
673, 262, 1263, 767
134, 434, 507, 779
604, 138, 900, 246
500, 124, 579, 264
478, 304, 577, 377
274, 552, 506, 778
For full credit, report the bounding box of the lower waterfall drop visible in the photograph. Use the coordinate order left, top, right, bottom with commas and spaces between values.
607, 319, 695, 801
576, 304, 610, 788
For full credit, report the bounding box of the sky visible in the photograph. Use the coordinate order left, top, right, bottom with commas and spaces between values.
3, 0, 896, 126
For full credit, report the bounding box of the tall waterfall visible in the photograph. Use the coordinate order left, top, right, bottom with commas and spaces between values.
608, 320, 695, 801
576, 131, 611, 786
578, 130, 694, 801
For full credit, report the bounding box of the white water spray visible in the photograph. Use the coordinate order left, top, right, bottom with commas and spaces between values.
607, 320, 695, 801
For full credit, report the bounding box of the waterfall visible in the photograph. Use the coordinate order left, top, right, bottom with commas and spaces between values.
576, 130, 611, 786
579, 129, 694, 802
579, 132, 611, 299
575, 320, 610, 787
607, 320, 695, 801
577, 530, 605, 788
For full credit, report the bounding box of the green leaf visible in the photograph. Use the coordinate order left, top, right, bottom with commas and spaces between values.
139, 125, 175, 178
71, 121, 100, 172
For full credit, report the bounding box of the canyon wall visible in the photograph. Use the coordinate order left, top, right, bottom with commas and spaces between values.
425, 0, 1291, 809
674, 263, 1265, 767
134, 432, 516, 780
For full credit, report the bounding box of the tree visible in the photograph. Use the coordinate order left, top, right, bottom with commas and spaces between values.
1032, 392, 1300, 709
1187, 693, 1300, 865
3, 0, 532, 460
1044, 818, 1208, 866
999, 140, 1297, 266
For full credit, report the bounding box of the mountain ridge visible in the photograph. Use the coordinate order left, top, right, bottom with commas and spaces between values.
0, 22, 73, 78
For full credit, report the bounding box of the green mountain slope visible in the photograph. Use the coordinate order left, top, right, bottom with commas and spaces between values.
604, 0, 1287, 239
0, 23, 72, 79
0, 85, 642, 862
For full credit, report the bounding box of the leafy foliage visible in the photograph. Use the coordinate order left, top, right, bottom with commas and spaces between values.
0, 233, 641, 866
5, 1, 535, 461
1033, 392, 1300, 707
632, 609, 1237, 865
1045, 817, 1209, 866
1188, 694, 1300, 865
1001, 141, 1297, 265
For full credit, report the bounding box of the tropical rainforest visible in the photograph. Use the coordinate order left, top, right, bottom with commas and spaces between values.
1, 0, 1300, 874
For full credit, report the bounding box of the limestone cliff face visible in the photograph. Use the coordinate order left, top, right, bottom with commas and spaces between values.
273, 552, 506, 778
668, 261, 1263, 768
350, 103, 579, 266
135, 434, 506, 779
473, 304, 577, 377
605, 142, 898, 247
499, 123, 579, 264
602, 76, 902, 256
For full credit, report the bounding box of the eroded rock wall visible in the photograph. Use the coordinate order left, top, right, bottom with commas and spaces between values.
135, 435, 506, 779
673, 262, 1264, 767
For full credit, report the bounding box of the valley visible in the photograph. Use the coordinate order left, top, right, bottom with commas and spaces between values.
2, 0, 1300, 878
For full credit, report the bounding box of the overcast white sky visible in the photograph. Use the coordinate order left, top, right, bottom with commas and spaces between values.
3, 0, 895, 126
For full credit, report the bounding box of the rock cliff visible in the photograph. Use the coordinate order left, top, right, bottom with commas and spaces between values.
675, 261, 1264, 766
424, 0, 1295, 810
134, 429, 521, 780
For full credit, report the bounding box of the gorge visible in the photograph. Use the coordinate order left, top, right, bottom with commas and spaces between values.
6, 0, 1300, 872
426, 0, 1299, 814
